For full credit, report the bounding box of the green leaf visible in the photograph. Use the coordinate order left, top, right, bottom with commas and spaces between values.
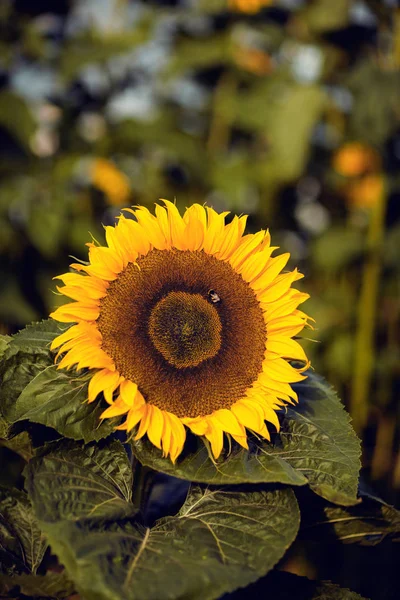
0, 320, 61, 412
312, 581, 369, 600
0, 320, 118, 443
0, 91, 36, 152
25, 439, 133, 522
0, 487, 47, 576
5, 365, 118, 443
5, 320, 61, 354
279, 371, 361, 506
132, 436, 307, 487
26, 438, 299, 600
0, 431, 33, 462
301, 490, 400, 546
0, 570, 75, 598
0, 333, 11, 360
132, 371, 360, 506
225, 570, 369, 600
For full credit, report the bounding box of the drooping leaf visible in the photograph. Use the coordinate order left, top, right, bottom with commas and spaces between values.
279, 371, 361, 506
300, 488, 400, 546
132, 370, 360, 506
0, 570, 75, 598
0, 431, 33, 461
0, 334, 11, 360
225, 570, 369, 600
312, 581, 369, 600
4, 319, 61, 354
5, 365, 118, 443
132, 435, 307, 487
0, 320, 118, 443
26, 439, 300, 600
25, 439, 133, 522
0, 487, 47, 576
0, 320, 61, 412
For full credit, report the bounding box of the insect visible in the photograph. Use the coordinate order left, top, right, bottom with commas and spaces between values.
208, 289, 221, 304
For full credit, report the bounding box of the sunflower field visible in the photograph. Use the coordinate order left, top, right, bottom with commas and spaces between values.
0, 1, 400, 599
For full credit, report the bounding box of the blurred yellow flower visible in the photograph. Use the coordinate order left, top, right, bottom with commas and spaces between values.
229, 0, 273, 14
346, 174, 385, 210
333, 142, 381, 178
91, 158, 131, 206
234, 47, 273, 75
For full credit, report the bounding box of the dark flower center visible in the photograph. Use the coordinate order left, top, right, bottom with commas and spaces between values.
149, 291, 222, 368
97, 249, 266, 418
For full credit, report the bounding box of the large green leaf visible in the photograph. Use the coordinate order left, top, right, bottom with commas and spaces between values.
132, 371, 360, 506
0, 431, 33, 462
0, 487, 47, 576
225, 570, 369, 600
0, 570, 74, 598
25, 439, 133, 522
300, 490, 400, 546
26, 440, 300, 600
0, 320, 61, 411
0, 334, 11, 360
133, 435, 307, 487
4, 365, 117, 443
279, 372, 361, 506
0, 320, 118, 443
6, 320, 61, 350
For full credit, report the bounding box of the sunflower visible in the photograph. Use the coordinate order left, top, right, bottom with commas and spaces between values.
50, 201, 310, 462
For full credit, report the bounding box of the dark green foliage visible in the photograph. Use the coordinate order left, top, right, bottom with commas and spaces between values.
132, 370, 360, 505
25, 439, 300, 600
300, 489, 400, 546
0, 487, 47, 576
0, 321, 118, 443
0, 571, 75, 599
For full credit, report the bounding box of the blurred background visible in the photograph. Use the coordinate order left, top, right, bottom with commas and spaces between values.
0, 0, 399, 510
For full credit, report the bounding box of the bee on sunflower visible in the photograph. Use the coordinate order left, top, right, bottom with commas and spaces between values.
50, 201, 311, 463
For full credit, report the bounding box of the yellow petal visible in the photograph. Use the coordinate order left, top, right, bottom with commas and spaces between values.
205, 421, 224, 459
266, 337, 308, 362
160, 412, 173, 457
215, 216, 244, 260
266, 358, 307, 383
50, 302, 100, 323
231, 400, 264, 432
124, 404, 146, 431
238, 245, 277, 282
100, 396, 131, 419
183, 204, 206, 250
210, 409, 245, 437
230, 434, 249, 449
167, 412, 186, 463
203, 207, 229, 254
51, 323, 86, 351
163, 200, 187, 250
116, 215, 149, 259
229, 230, 266, 269
251, 253, 290, 290
88, 368, 119, 403
135, 404, 153, 440
146, 405, 164, 450
119, 380, 139, 408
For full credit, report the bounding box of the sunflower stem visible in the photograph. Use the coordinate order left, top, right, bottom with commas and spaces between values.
350, 180, 387, 433
131, 457, 157, 517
